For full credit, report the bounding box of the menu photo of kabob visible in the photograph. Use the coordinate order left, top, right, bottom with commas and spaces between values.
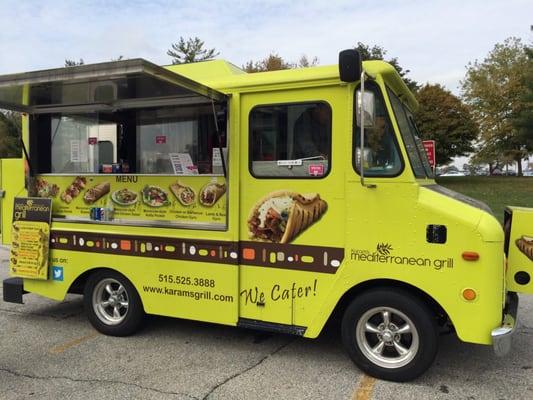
60, 176, 87, 204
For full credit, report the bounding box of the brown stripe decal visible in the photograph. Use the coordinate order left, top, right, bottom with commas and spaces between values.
50, 231, 344, 273
239, 241, 343, 274
50, 231, 239, 265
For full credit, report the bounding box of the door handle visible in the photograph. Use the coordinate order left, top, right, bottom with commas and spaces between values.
0, 190, 5, 198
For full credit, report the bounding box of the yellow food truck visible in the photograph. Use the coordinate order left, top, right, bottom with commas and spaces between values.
1, 51, 532, 381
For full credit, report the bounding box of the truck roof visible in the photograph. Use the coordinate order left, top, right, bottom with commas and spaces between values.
166, 59, 418, 111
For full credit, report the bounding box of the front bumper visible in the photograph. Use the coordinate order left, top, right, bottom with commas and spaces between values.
3, 278, 26, 304
491, 292, 518, 356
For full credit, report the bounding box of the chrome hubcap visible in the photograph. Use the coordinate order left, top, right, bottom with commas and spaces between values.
92, 278, 129, 325
356, 307, 419, 369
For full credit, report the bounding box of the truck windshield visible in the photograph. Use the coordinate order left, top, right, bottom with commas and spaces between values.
387, 88, 433, 178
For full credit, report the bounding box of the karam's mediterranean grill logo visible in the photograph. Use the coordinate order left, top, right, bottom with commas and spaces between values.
13, 197, 52, 223
351, 243, 454, 270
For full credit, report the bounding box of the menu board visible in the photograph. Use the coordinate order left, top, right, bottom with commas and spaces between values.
10, 198, 52, 280
29, 175, 227, 227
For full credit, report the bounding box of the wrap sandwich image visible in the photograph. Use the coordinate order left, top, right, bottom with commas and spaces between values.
516, 235, 533, 261
199, 182, 226, 207
83, 182, 111, 204
170, 181, 196, 206
248, 191, 327, 244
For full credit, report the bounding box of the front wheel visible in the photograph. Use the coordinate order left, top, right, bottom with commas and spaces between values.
84, 270, 145, 336
341, 288, 438, 381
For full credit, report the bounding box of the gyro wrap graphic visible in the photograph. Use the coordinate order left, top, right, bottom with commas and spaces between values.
248, 191, 327, 244
516, 235, 533, 261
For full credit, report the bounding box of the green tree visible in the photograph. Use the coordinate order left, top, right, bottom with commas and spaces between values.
297, 54, 319, 68
243, 53, 294, 72
511, 45, 533, 165
243, 53, 319, 73
167, 36, 219, 64
414, 84, 479, 165
0, 111, 22, 158
65, 58, 84, 67
65, 56, 125, 67
353, 42, 419, 91
461, 37, 531, 176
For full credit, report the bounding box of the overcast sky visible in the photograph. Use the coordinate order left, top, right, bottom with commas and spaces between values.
0, 0, 531, 95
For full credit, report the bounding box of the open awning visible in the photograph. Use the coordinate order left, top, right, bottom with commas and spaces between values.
0, 59, 227, 114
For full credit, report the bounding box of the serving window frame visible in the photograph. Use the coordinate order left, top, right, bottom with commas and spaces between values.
0, 59, 231, 231
30, 103, 230, 230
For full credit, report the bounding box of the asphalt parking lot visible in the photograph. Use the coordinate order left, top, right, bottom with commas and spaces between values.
1, 245, 532, 400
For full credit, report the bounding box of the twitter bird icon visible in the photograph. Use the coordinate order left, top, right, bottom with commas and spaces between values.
52, 266, 63, 281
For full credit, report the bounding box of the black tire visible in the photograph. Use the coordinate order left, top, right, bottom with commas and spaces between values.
341, 288, 438, 382
83, 270, 145, 336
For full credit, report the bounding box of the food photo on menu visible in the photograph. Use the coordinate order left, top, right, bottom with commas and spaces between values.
60, 176, 87, 204
142, 185, 171, 207
111, 188, 139, 206
170, 181, 196, 206
83, 182, 110, 204
199, 181, 226, 207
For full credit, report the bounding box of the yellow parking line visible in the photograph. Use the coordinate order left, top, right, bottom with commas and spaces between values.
352, 375, 377, 400
49, 332, 99, 354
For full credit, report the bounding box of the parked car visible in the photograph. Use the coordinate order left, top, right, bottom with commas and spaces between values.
439, 171, 465, 177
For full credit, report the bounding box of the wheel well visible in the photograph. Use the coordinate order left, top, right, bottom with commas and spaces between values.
67, 268, 115, 295
331, 279, 449, 327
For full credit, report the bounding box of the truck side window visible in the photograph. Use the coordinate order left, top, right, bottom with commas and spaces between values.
353, 83, 403, 177
250, 102, 331, 178
41, 104, 225, 175
136, 105, 222, 175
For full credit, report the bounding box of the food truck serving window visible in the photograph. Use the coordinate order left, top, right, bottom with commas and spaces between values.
249, 102, 331, 178
0, 59, 229, 229
34, 104, 226, 175
136, 105, 224, 175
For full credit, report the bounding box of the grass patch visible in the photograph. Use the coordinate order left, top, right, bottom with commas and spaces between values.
436, 176, 533, 223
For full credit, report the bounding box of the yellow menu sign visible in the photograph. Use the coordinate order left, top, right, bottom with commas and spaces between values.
30, 175, 227, 227
9, 198, 52, 280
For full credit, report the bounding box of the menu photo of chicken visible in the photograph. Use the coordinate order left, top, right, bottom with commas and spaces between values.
248, 191, 327, 244
170, 181, 196, 206
31, 177, 60, 198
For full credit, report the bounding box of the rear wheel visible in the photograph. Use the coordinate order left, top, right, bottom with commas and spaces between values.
84, 270, 145, 336
341, 288, 438, 381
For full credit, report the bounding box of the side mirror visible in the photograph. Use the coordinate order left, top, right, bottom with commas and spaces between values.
339, 49, 362, 83
356, 90, 375, 127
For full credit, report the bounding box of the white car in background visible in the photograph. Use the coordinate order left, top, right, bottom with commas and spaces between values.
439, 171, 466, 177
